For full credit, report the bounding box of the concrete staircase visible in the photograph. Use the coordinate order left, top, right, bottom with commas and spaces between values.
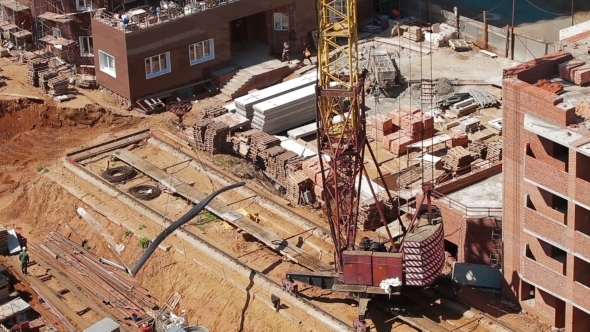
219, 60, 292, 100
220, 69, 253, 99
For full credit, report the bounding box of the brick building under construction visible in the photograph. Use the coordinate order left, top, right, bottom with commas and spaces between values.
502, 32, 590, 331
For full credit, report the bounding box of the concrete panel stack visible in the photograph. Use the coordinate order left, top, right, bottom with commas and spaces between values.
47, 76, 69, 96
468, 139, 487, 158
285, 170, 314, 205
367, 114, 395, 142
251, 85, 316, 134
443, 146, 473, 172
558, 59, 585, 82
486, 139, 503, 163
572, 64, 590, 86
458, 117, 480, 133
450, 98, 478, 117
446, 132, 469, 148
235, 72, 316, 119
27, 58, 49, 87
199, 105, 228, 119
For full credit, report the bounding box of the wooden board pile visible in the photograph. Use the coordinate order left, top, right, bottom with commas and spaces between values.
234, 72, 316, 119
468, 139, 487, 159
230, 129, 281, 160
193, 118, 229, 154
357, 193, 398, 231
397, 168, 422, 188
0, 225, 7, 255
302, 156, 333, 199
27, 59, 49, 87
486, 139, 503, 162
405, 26, 423, 42
285, 170, 314, 205
199, 105, 228, 119
266, 151, 305, 185
446, 132, 469, 148
559, 59, 585, 82
38, 70, 58, 91
443, 146, 473, 172
47, 76, 69, 96
251, 84, 316, 134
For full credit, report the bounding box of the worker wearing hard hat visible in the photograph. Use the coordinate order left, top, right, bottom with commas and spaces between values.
19, 247, 29, 275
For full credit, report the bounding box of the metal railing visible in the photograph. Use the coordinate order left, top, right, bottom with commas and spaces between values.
93, 0, 240, 33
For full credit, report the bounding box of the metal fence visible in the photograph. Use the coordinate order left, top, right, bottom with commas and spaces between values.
399, 0, 555, 62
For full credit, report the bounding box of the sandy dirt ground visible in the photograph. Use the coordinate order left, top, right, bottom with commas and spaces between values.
0, 48, 552, 332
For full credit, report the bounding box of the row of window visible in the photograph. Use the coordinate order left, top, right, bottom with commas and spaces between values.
98, 39, 215, 79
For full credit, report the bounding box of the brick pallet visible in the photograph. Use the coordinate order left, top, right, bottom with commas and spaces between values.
285, 170, 313, 205
572, 64, 590, 86
558, 59, 585, 82
260, 146, 287, 178
383, 133, 413, 155
397, 168, 421, 188
486, 139, 503, 162
446, 132, 469, 148
38, 70, 57, 92
443, 146, 473, 171
468, 139, 487, 158
0, 225, 7, 255
199, 105, 228, 119
47, 76, 69, 96
302, 156, 333, 188
357, 194, 398, 231
202, 122, 229, 154
230, 129, 280, 160
26, 59, 49, 87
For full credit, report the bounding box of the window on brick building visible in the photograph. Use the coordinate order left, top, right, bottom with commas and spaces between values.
79, 36, 93, 57
189, 39, 214, 66
575, 205, 590, 236
550, 194, 568, 215
576, 152, 590, 182
76, 0, 91, 11
574, 257, 590, 288
526, 195, 536, 211
329, 0, 346, 22
273, 13, 289, 31
98, 50, 115, 78
539, 239, 566, 265
145, 52, 171, 79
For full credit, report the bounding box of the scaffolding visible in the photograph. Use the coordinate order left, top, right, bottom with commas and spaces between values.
34, 0, 76, 65
0, 0, 33, 49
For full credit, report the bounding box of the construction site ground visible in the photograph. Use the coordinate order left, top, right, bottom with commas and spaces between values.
0, 40, 551, 332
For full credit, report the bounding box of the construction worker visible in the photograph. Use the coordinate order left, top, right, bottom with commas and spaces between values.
271, 294, 280, 312
19, 247, 29, 275
282, 42, 290, 62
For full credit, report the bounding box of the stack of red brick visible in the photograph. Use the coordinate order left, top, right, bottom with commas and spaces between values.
367, 114, 395, 142
446, 132, 468, 148
558, 59, 590, 86
385, 106, 435, 155
302, 156, 334, 199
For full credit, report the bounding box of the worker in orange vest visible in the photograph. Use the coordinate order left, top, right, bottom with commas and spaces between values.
392, 9, 401, 19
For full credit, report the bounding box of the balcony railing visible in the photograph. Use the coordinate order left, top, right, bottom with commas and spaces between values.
573, 281, 590, 310
522, 257, 567, 298
524, 208, 567, 243
432, 189, 503, 216
92, 0, 240, 33
574, 231, 590, 260
524, 155, 568, 194
576, 177, 590, 208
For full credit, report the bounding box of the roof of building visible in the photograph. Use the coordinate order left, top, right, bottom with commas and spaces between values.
0, 0, 28, 12
0, 298, 30, 323
445, 173, 503, 217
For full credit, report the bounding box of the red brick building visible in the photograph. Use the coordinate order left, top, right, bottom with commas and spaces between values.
502, 44, 590, 330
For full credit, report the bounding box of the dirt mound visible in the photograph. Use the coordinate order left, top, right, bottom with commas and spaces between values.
0, 99, 141, 173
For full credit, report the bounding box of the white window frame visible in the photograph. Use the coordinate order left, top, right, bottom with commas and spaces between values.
189, 39, 215, 66
273, 13, 289, 31
76, 0, 91, 11
329, 0, 346, 22
98, 50, 116, 78
79, 36, 93, 57
145, 52, 171, 79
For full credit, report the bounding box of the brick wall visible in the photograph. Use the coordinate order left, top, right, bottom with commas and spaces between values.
526, 132, 568, 171
436, 162, 502, 195
502, 51, 573, 84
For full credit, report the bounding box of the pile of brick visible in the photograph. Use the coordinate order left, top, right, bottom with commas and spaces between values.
534, 79, 564, 94
405, 26, 423, 42
27, 59, 49, 87
486, 139, 503, 162
193, 119, 229, 154
397, 168, 422, 188
367, 114, 395, 142
383, 134, 413, 156
302, 156, 334, 199
230, 129, 280, 160
47, 76, 69, 96
443, 146, 473, 172
38, 70, 57, 92
285, 170, 314, 205
357, 193, 398, 231
446, 132, 469, 148
199, 105, 228, 119
576, 100, 590, 118
468, 139, 487, 159
558, 59, 585, 82
264, 150, 305, 185
573, 64, 590, 86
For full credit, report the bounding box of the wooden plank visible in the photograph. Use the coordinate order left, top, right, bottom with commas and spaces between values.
396, 316, 451, 332
114, 150, 331, 272
480, 50, 498, 58
374, 37, 431, 54
66, 130, 151, 162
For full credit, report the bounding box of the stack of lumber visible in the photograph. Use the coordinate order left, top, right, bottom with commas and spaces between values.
367, 114, 395, 142
558, 59, 585, 82
285, 170, 314, 205
38, 70, 57, 92
235, 72, 316, 119
357, 194, 398, 231
27, 59, 49, 87
230, 129, 281, 160
251, 84, 316, 134
265, 151, 304, 185
446, 132, 469, 148
397, 168, 421, 188
0, 225, 7, 255
486, 139, 503, 162
199, 105, 228, 119
47, 76, 69, 96
573, 65, 590, 86
468, 140, 487, 159
259, 146, 287, 179
193, 118, 229, 154
443, 146, 473, 172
